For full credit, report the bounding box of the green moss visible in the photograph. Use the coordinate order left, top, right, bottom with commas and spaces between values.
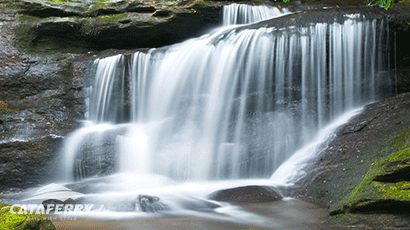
382, 181, 410, 199
330, 147, 410, 215
0, 202, 55, 230
386, 126, 410, 151
96, 13, 126, 21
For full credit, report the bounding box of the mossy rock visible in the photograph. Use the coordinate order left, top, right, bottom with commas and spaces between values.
330, 147, 410, 215
0, 202, 55, 230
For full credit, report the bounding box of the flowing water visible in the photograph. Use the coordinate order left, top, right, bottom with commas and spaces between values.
21, 3, 394, 225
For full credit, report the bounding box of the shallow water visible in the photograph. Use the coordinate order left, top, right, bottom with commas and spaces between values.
51, 199, 331, 230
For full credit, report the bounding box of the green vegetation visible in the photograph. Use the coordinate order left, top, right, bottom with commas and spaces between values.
0, 202, 55, 230
329, 124, 410, 215
96, 13, 126, 21
329, 146, 410, 215
369, 0, 393, 9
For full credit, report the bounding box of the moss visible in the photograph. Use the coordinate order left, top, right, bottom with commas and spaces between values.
0, 202, 55, 230
385, 126, 410, 151
96, 13, 127, 21
0, 101, 13, 114
330, 147, 410, 215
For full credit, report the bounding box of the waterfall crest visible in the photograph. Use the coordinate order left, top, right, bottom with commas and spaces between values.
222, 3, 289, 25
61, 6, 392, 182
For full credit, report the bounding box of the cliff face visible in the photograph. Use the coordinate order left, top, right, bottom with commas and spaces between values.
10, 0, 223, 50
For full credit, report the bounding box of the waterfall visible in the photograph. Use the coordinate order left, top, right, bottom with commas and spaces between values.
61, 6, 392, 182
222, 3, 290, 25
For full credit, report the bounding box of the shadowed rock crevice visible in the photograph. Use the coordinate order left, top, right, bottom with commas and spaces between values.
372, 165, 410, 182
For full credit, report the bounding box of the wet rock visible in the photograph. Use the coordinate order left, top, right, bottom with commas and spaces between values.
0, 136, 65, 190
291, 93, 410, 206
341, 120, 369, 135
329, 147, 410, 215
291, 93, 410, 228
152, 10, 170, 17
8, 0, 222, 50
42, 198, 76, 212
137, 195, 168, 213
209, 186, 282, 203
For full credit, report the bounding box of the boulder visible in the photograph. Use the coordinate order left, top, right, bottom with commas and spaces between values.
209, 185, 282, 203
329, 147, 410, 215
137, 195, 168, 213
9, 0, 223, 50
0, 136, 65, 191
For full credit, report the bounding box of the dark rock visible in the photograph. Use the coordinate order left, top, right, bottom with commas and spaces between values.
42, 199, 69, 211
8, 0, 222, 50
137, 195, 168, 213
18, 1, 83, 18
329, 147, 410, 215
209, 186, 282, 203
341, 120, 369, 135
152, 10, 170, 17
290, 93, 410, 228
0, 136, 65, 190
291, 93, 410, 206
125, 5, 156, 13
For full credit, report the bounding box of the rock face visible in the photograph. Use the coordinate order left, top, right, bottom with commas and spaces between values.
12, 0, 222, 50
329, 147, 410, 215
291, 93, 410, 205
137, 195, 168, 213
291, 93, 410, 228
209, 186, 282, 203
0, 136, 65, 191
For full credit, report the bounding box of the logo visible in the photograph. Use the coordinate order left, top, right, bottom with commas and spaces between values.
9, 203, 98, 215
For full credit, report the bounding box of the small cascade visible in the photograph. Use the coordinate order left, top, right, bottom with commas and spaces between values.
222, 3, 289, 25
60, 6, 393, 183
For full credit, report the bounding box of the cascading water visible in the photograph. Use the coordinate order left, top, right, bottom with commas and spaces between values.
60, 5, 392, 186
222, 3, 290, 25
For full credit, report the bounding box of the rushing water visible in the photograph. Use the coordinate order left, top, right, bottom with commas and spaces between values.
222, 3, 290, 25
31, 4, 394, 220
61, 10, 391, 182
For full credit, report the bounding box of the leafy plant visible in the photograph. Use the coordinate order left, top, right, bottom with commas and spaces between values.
368, 0, 393, 10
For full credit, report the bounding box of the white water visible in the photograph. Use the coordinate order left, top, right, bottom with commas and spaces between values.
222, 3, 290, 25
271, 107, 364, 184
42, 4, 392, 219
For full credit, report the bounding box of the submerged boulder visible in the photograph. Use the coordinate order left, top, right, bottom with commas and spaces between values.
137, 195, 168, 213
209, 185, 282, 203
